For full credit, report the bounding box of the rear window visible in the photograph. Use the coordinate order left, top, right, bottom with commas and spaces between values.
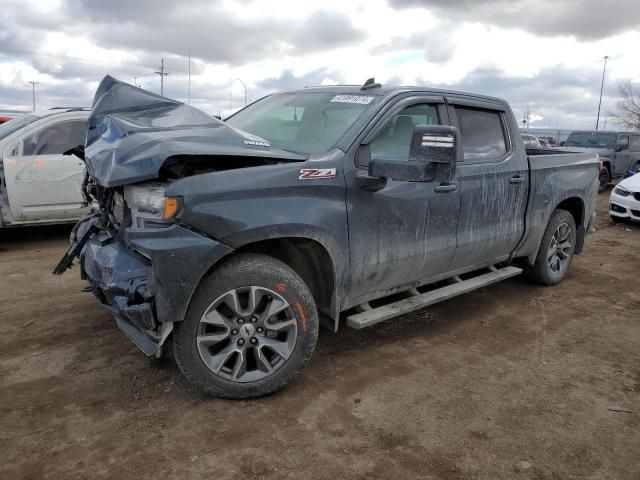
455, 107, 507, 161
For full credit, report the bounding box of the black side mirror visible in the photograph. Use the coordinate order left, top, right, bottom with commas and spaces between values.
368, 125, 458, 183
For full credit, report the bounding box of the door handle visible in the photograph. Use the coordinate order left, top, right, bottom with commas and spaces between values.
509, 175, 525, 184
434, 183, 457, 193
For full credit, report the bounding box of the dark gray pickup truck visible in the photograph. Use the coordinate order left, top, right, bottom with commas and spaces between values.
56, 76, 599, 398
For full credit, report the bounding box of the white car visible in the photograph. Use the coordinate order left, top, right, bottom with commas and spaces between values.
0, 108, 90, 227
609, 174, 640, 223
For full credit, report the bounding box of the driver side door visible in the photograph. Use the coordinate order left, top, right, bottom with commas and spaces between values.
344, 96, 460, 304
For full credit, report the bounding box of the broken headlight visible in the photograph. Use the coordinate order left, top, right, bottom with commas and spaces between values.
124, 182, 181, 228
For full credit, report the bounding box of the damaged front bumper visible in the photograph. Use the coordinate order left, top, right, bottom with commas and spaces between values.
61, 214, 234, 356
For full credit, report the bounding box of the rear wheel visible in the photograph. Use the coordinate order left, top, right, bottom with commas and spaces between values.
598, 166, 610, 192
173, 253, 318, 399
525, 209, 576, 286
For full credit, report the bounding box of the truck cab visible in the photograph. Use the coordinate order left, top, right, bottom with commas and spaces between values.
564, 130, 640, 190
0, 108, 90, 227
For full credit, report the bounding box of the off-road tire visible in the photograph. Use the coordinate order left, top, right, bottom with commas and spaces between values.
525, 209, 576, 286
598, 166, 610, 193
173, 253, 319, 399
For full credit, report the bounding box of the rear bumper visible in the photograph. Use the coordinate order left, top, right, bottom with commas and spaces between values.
80, 223, 234, 356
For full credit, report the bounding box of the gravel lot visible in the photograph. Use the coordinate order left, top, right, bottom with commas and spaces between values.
1, 190, 639, 480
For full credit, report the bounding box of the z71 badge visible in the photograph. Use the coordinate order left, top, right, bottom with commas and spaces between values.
299, 168, 337, 180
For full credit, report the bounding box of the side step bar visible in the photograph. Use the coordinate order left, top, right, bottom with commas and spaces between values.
346, 265, 523, 329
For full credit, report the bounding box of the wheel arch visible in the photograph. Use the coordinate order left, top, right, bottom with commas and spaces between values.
190, 235, 340, 331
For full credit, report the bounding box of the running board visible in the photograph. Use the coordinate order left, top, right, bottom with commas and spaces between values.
346, 266, 523, 329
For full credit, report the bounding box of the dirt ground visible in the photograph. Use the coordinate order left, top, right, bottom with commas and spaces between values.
1, 190, 639, 480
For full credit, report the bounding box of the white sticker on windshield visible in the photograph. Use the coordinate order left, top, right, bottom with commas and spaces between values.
330, 95, 374, 105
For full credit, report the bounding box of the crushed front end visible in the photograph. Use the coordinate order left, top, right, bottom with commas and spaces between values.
55, 179, 233, 357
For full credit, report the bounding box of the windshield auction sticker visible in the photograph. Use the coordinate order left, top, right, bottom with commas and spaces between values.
330, 95, 374, 105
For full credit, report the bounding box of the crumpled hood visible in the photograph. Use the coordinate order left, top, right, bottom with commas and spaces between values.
85, 75, 306, 187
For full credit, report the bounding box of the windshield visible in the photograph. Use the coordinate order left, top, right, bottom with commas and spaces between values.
0, 114, 40, 141
225, 92, 376, 155
564, 132, 618, 149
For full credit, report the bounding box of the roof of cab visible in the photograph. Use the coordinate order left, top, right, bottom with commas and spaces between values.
279, 84, 509, 106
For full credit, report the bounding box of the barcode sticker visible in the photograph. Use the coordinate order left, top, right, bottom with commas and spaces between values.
330, 95, 374, 105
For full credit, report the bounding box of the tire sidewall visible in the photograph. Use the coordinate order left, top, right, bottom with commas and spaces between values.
535, 210, 576, 285
173, 253, 318, 398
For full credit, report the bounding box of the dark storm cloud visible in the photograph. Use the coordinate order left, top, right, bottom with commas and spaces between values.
388, 0, 640, 40
64, 1, 365, 64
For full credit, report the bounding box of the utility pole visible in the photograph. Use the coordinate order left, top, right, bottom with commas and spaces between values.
155, 58, 169, 96
187, 49, 191, 105
235, 79, 247, 106
28, 81, 39, 111
596, 55, 608, 130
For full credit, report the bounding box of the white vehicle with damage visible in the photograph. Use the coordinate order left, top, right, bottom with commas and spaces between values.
609, 174, 640, 223
0, 108, 90, 227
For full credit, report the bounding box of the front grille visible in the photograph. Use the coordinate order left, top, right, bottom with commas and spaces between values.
634, 192, 640, 201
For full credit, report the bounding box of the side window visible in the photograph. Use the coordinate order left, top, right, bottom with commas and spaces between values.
617, 135, 630, 151
369, 104, 439, 161
455, 107, 507, 161
630, 136, 640, 152
22, 120, 87, 156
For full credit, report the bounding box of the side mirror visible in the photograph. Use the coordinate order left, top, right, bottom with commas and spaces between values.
368, 125, 458, 183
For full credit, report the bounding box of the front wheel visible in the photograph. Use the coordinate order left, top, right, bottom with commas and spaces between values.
525, 209, 576, 286
598, 166, 610, 193
173, 253, 318, 399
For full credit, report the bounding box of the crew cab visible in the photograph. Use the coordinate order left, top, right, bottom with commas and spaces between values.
56, 76, 599, 399
563, 130, 640, 192
0, 108, 90, 227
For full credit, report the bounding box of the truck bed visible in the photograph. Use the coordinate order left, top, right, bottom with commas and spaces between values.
514, 150, 600, 263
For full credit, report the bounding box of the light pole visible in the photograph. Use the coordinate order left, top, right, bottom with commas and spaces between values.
596, 55, 608, 130
28, 81, 39, 111
231, 78, 248, 107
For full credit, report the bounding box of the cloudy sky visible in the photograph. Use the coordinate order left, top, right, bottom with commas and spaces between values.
1, 0, 639, 129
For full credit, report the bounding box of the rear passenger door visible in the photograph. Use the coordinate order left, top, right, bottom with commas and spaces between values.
446, 98, 529, 270
2, 117, 88, 221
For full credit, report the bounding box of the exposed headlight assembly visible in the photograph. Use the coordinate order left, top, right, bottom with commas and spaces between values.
124, 182, 182, 228
613, 186, 631, 197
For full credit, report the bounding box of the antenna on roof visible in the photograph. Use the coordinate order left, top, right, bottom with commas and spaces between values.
361, 77, 381, 90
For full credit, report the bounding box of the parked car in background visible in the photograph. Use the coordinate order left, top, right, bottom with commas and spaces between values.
563, 130, 640, 192
0, 116, 13, 124
0, 108, 90, 227
540, 136, 558, 147
538, 138, 552, 149
609, 173, 640, 223
56, 76, 599, 399
521, 133, 542, 149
